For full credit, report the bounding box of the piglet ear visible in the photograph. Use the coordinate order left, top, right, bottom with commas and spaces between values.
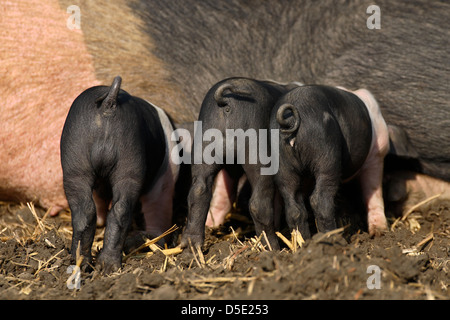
96, 76, 122, 109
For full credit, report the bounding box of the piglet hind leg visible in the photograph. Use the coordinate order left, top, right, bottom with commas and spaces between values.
309, 173, 339, 234
97, 180, 140, 273
354, 89, 390, 236
181, 164, 221, 249
92, 186, 111, 227
277, 172, 311, 239
137, 163, 177, 247
64, 177, 97, 270
244, 165, 280, 250
359, 155, 388, 236
205, 169, 236, 228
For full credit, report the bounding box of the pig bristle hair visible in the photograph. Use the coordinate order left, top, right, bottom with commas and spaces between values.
213, 82, 251, 107
277, 103, 300, 134
100, 76, 122, 109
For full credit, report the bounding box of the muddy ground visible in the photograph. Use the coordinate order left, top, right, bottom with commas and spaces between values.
0, 191, 448, 301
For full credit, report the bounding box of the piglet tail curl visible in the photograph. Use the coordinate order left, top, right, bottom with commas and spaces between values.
276, 103, 300, 134
96, 75, 122, 110
214, 82, 252, 107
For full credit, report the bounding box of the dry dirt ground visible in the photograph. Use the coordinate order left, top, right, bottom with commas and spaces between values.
0, 191, 449, 301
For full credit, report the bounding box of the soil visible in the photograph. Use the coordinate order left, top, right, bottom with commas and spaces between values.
0, 193, 448, 301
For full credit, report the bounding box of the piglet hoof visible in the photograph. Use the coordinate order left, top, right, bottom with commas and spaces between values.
368, 222, 388, 237
180, 233, 204, 250
368, 210, 389, 237
123, 232, 148, 254
123, 231, 168, 254
96, 251, 122, 274
71, 254, 93, 273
